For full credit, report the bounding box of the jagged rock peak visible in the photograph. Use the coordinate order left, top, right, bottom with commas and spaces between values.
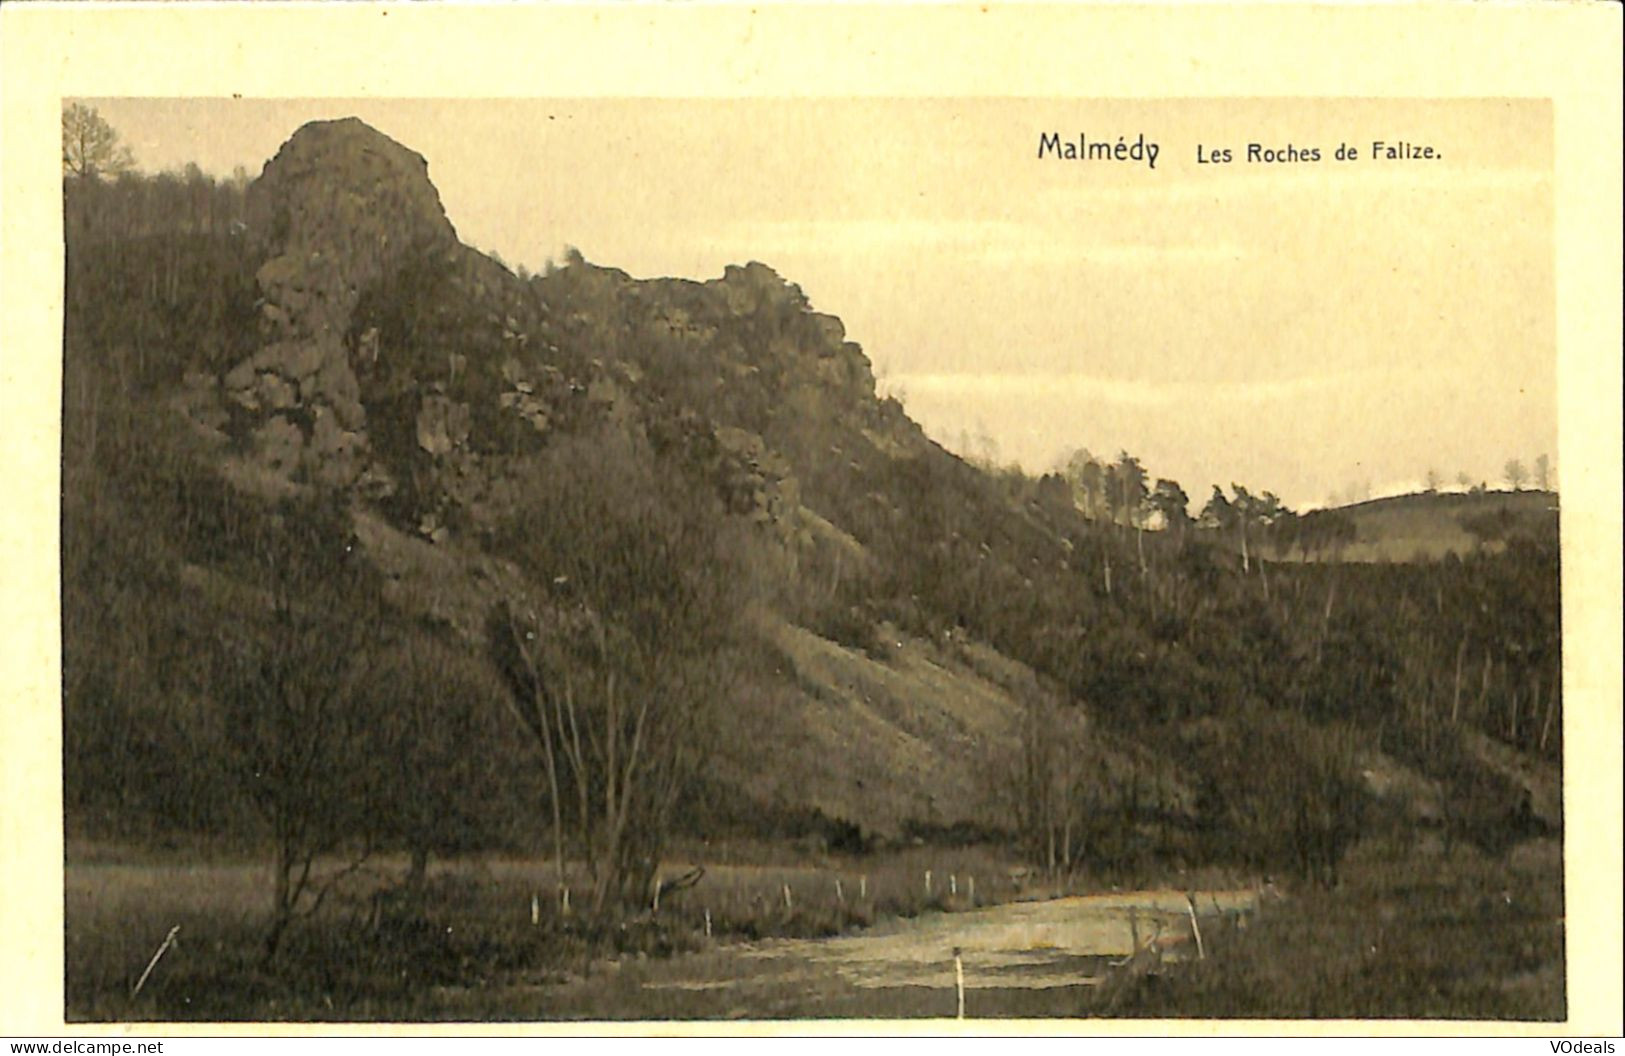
222, 118, 461, 491
249, 117, 457, 253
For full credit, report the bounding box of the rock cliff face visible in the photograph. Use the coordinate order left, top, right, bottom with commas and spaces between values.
223, 118, 460, 489
206, 117, 919, 561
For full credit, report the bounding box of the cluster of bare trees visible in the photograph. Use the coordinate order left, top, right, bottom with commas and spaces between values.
1424, 453, 1555, 495
1502, 454, 1554, 492
1062, 450, 1192, 535
1051, 450, 1195, 598
64, 104, 253, 247
1011, 695, 1093, 879
1197, 484, 1289, 573
483, 433, 749, 917
486, 598, 722, 917
1055, 450, 1340, 571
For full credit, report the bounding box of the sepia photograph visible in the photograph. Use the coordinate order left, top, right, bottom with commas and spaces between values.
53, 96, 1569, 1023
2, 3, 1621, 1041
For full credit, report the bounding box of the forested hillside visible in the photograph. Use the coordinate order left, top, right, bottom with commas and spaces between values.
63, 117, 1560, 937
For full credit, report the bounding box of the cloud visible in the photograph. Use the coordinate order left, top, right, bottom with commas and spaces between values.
887, 369, 1378, 408
1029, 165, 1552, 212
697, 218, 1245, 267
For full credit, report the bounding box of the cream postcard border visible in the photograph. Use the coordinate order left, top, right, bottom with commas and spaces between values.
1, 2, 1620, 1038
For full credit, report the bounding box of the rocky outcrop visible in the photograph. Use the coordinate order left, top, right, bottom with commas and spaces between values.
205, 118, 908, 558
716, 426, 800, 528
222, 118, 460, 489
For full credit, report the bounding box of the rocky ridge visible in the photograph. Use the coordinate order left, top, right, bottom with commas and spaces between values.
179, 117, 1067, 834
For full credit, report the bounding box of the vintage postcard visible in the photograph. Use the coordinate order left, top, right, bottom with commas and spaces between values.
2, 3, 1620, 1039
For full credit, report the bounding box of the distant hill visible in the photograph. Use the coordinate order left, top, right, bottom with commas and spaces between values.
1325, 489, 1558, 563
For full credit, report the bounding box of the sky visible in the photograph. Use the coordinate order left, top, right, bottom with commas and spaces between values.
84, 97, 1556, 510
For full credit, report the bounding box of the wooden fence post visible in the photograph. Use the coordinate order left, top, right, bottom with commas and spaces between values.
953, 946, 965, 1019
131, 925, 180, 999
1185, 893, 1205, 960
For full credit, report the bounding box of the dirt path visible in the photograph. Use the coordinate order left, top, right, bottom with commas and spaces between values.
520, 888, 1260, 1020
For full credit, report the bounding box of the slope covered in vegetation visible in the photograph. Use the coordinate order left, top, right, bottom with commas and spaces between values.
63, 118, 1560, 925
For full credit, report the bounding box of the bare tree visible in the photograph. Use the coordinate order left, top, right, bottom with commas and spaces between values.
1533, 453, 1552, 492
1425, 468, 1442, 493
486, 434, 746, 916
1010, 693, 1091, 879
485, 598, 579, 911
1148, 477, 1191, 545
1504, 458, 1528, 491
62, 103, 134, 180
217, 494, 388, 964
489, 595, 734, 915
1062, 448, 1106, 520
225, 598, 376, 963
364, 633, 514, 889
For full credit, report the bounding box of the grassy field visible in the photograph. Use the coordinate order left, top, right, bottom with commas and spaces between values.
65, 834, 1563, 1022
65, 842, 1036, 1021
1090, 836, 1566, 1021
443, 837, 1565, 1022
